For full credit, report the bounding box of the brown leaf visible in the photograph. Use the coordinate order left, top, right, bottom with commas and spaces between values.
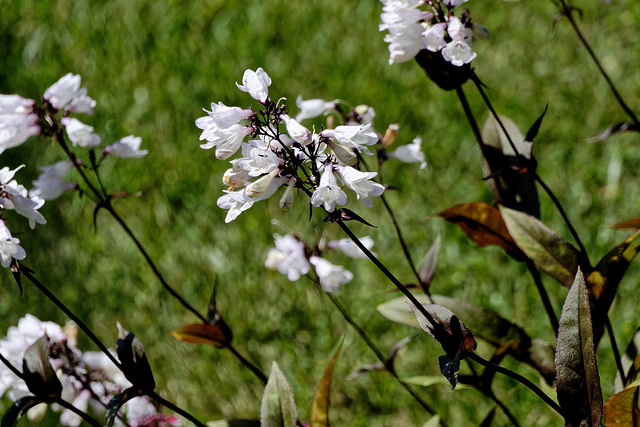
612, 217, 640, 230
604, 386, 640, 427
171, 323, 230, 348
436, 202, 525, 260
310, 337, 345, 427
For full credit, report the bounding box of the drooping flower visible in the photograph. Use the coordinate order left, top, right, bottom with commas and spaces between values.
295, 96, 336, 122
309, 256, 353, 292
423, 23, 447, 52
65, 91, 97, 116
103, 135, 148, 158
236, 68, 272, 103
199, 102, 253, 129
442, 16, 476, 66
327, 236, 375, 259
320, 124, 378, 155
337, 166, 385, 207
61, 117, 101, 147
30, 161, 77, 200
217, 176, 286, 222
265, 234, 310, 281
280, 114, 312, 146
198, 123, 253, 160
43, 74, 83, 110
310, 165, 348, 212
0, 220, 26, 268
0, 95, 40, 155
386, 135, 427, 169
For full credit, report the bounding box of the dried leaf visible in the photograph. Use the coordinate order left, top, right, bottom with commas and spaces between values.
310, 337, 345, 427
587, 122, 640, 143
500, 206, 580, 286
556, 269, 603, 427
418, 236, 441, 289
587, 230, 640, 346
261, 362, 297, 427
604, 386, 640, 427
436, 202, 525, 260
171, 323, 230, 348
612, 217, 640, 230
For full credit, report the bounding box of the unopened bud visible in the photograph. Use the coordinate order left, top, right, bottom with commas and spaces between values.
245, 169, 279, 198
381, 124, 400, 149
327, 139, 358, 166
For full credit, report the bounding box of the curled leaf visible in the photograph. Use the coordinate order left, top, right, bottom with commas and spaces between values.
171, 323, 230, 348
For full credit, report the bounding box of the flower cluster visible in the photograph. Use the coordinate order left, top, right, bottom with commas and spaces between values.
380, 0, 488, 66
0, 315, 180, 426
0, 73, 148, 268
265, 233, 375, 292
198, 68, 427, 223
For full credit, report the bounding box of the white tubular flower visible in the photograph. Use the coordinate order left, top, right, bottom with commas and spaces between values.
423, 23, 447, 52
280, 114, 312, 146
295, 96, 336, 122
199, 123, 252, 160
384, 23, 426, 64
327, 236, 375, 259
442, 16, 476, 66
0, 165, 25, 185
445, 0, 468, 6
223, 165, 252, 191
103, 135, 148, 158
265, 234, 310, 281
43, 73, 83, 110
338, 166, 385, 207
61, 117, 101, 147
321, 124, 378, 154
0, 220, 26, 268
386, 135, 428, 169
310, 165, 348, 212
237, 141, 280, 177
236, 68, 272, 103
244, 169, 280, 198
0, 95, 34, 113
0, 96, 40, 155
309, 256, 353, 293
352, 105, 376, 126
65, 90, 97, 116
30, 160, 76, 200
5, 189, 46, 229
217, 177, 285, 222
201, 102, 253, 129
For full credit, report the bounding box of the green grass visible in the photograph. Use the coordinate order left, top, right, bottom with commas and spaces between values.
1, 0, 640, 425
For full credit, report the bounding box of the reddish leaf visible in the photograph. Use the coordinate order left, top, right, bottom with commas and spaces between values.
501, 206, 580, 286
604, 386, 640, 427
587, 230, 640, 346
612, 217, 640, 230
310, 337, 344, 427
556, 269, 603, 427
436, 202, 525, 260
171, 323, 230, 348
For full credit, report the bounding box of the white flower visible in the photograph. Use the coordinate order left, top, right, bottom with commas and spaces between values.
217, 177, 285, 222
265, 234, 310, 281
445, 0, 468, 7
327, 236, 375, 259
0, 96, 40, 155
43, 74, 83, 110
384, 23, 426, 64
386, 136, 427, 169
30, 161, 76, 200
198, 123, 252, 160
320, 124, 378, 154
338, 166, 385, 207
223, 165, 252, 191
423, 23, 447, 52
65, 90, 97, 116
4, 189, 46, 229
0, 220, 26, 268
103, 135, 148, 158
309, 256, 353, 292
280, 114, 312, 146
0, 95, 34, 114
61, 117, 101, 147
442, 16, 476, 66
295, 96, 336, 122
236, 68, 272, 103
237, 141, 281, 177
199, 102, 253, 129
310, 165, 347, 212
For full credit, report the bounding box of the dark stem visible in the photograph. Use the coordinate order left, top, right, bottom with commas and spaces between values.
468, 353, 562, 415
53, 397, 103, 427
605, 315, 626, 386
104, 203, 208, 324
323, 292, 444, 423
560, 5, 639, 124
526, 261, 559, 335
21, 268, 122, 369
0, 352, 24, 378
55, 132, 103, 199
533, 173, 590, 266
148, 390, 207, 427
455, 86, 485, 152
227, 344, 268, 385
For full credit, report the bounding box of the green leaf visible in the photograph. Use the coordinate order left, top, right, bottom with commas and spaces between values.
436, 202, 525, 261
421, 415, 442, 427
556, 269, 603, 427
1, 396, 40, 427
615, 327, 640, 393
378, 294, 556, 382
22, 335, 62, 398
310, 336, 345, 427
171, 323, 230, 348
604, 386, 640, 427
587, 230, 640, 346
500, 206, 580, 286
260, 362, 297, 427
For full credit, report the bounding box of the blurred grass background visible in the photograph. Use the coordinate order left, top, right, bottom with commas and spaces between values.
1, 0, 639, 425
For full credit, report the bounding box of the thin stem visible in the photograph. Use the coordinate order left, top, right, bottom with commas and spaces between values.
55, 132, 103, 200
53, 397, 103, 427
559, 4, 639, 124
148, 391, 207, 427
227, 344, 268, 385
0, 352, 24, 378
468, 353, 562, 415
533, 173, 589, 266
323, 292, 444, 423
104, 204, 208, 324
526, 261, 559, 335
21, 268, 122, 369
455, 86, 485, 152
605, 316, 626, 386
